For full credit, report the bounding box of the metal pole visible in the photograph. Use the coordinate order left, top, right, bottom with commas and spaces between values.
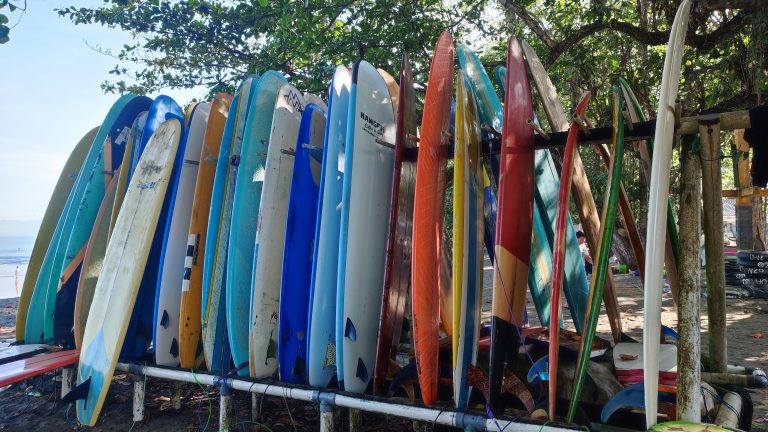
677, 135, 702, 422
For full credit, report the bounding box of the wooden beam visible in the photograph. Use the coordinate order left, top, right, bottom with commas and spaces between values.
722, 188, 768, 198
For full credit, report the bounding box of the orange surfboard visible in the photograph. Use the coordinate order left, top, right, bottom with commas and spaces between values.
488, 37, 536, 410
411, 31, 453, 406
179, 94, 232, 368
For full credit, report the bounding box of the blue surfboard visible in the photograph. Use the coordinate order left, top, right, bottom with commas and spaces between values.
277, 103, 326, 384
26, 95, 152, 345
121, 96, 184, 360
307, 66, 351, 388
226, 71, 287, 376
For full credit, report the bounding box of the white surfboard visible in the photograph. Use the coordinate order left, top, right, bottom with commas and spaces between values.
248, 84, 306, 378
154, 103, 210, 366
339, 61, 396, 392
643, 0, 691, 427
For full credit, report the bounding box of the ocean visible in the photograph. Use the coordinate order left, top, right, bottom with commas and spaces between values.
0, 235, 35, 299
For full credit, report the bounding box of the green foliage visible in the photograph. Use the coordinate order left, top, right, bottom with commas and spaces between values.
0, 0, 25, 44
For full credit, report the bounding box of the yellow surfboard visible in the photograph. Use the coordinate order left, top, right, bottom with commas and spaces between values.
73, 177, 119, 348
77, 119, 181, 426
15, 127, 98, 341
179, 94, 232, 368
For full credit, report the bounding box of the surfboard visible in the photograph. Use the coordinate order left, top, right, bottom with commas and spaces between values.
16, 127, 96, 342
453, 70, 485, 410
482, 169, 497, 263
77, 119, 181, 426
495, 66, 507, 96
0, 350, 80, 388
277, 103, 326, 384
73, 177, 119, 349
619, 77, 681, 297
0, 344, 49, 365
122, 96, 184, 361
412, 31, 453, 405
567, 85, 627, 423
521, 40, 624, 342
30, 95, 151, 347
488, 37, 534, 411
307, 66, 351, 388
111, 112, 148, 235
203, 77, 257, 373
227, 71, 287, 375
154, 102, 210, 367
643, 2, 691, 426
336, 61, 396, 393
249, 84, 306, 379
548, 91, 590, 420
179, 94, 232, 369
373, 54, 418, 396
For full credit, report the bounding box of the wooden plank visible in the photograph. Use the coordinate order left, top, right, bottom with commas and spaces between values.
699, 120, 728, 373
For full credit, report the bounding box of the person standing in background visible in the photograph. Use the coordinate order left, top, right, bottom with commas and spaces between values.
577, 231, 592, 275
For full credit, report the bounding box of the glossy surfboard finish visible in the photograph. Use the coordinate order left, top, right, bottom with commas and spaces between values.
122, 96, 184, 361
308, 66, 350, 388
227, 72, 286, 375
548, 92, 590, 420
0, 350, 79, 388
412, 32, 453, 405
77, 120, 181, 426
73, 177, 119, 349
338, 61, 396, 393
488, 37, 534, 411
278, 103, 326, 384
34, 95, 151, 347
179, 94, 232, 369
619, 77, 680, 298
521, 40, 623, 342
204, 77, 257, 373
374, 54, 417, 396
154, 103, 210, 367
643, 2, 691, 426
249, 84, 305, 379
453, 71, 484, 410
16, 127, 96, 342
568, 86, 627, 423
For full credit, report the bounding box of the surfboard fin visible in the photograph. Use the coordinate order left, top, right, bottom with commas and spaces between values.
59, 377, 90, 406
344, 318, 357, 341
161, 310, 170, 329
170, 338, 179, 358
355, 357, 368, 383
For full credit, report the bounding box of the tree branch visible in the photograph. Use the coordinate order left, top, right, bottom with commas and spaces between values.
499, 0, 556, 49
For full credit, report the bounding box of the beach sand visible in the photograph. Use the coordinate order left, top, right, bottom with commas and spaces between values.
0, 270, 766, 430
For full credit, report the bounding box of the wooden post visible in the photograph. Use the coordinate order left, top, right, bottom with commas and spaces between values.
319, 400, 334, 432
60, 367, 73, 398
699, 119, 728, 372
734, 130, 755, 250
350, 408, 363, 432
677, 135, 702, 422
171, 380, 182, 410
220, 381, 234, 432
133, 374, 146, 422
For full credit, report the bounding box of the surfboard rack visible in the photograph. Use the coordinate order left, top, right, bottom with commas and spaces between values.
115, 362, 580, 432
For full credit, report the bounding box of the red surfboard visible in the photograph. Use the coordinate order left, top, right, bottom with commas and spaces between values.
373, 53, 418, 396
411, 31, 454, 405
0, 350, 79, 387
488, 37, 535, 411
548, 92, 590, 420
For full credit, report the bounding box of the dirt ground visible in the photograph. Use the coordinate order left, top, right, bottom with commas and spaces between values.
0, 269, 766, 431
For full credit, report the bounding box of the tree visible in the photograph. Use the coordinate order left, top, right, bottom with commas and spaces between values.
0, 0, 26, 44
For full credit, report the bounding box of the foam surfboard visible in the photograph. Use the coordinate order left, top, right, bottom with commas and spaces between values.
488, 37, 534, 411
337, 61, 396, 393
643, 2, 691, 426
153, 102, 210, 367
203, 77, 257, 373
111, 112, 148, 235
373, 54, 418, 396
453, 70, 485, 410
277, 103, 326, 384
307, 66, 351, 388
16, 127, 96, 342
77, 119, 181, 426
121, 96, 184, 361
249, 84, 305, 378
412, 32, 453, 404
179, 94, 232, 369
227, 71, 286, 375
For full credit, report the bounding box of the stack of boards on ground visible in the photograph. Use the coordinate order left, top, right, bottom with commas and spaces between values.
729, 251, 768, 298
13, 9, 747, 429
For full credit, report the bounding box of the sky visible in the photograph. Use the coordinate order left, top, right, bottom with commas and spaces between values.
0, 2, 204, 235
